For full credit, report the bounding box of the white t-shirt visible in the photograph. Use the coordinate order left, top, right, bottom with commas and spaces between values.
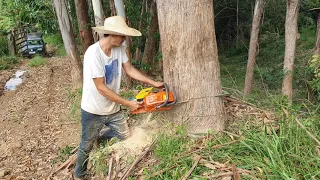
81, 41, 128, 115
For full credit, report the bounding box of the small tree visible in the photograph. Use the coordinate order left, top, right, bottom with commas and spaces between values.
243, 0, 265, 97
282, 0, 300, 102
75, 0, 94, 53
312, 8, 320, 55
142, 0, 159, 74
53, 0, 82, 89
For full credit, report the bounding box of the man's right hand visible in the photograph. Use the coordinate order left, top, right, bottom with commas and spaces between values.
127, 100, 143, 111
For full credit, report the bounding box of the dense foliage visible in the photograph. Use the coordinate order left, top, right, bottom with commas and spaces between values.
0, 0, 58, 33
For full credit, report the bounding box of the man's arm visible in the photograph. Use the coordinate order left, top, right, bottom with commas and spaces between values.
122, 62, 163, 87
93, 77, 141, 110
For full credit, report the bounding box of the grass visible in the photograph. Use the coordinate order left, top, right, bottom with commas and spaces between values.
68, 88, 82, 121
139, 104, 320, 179
28, 55, 47, 67
89, 138, 119, 176
52, 145, 75, 164
43, 33, 66, 56
0, 55, 20, 70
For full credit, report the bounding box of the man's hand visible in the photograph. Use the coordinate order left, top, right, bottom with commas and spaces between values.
127, 100, 143, 111
152, 81, 164, 88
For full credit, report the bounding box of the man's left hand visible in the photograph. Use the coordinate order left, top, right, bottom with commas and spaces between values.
152, 81, 164, 88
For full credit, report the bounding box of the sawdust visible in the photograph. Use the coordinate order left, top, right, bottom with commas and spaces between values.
110, 113, 162, 158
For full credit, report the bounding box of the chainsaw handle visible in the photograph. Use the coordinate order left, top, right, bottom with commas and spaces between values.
166, 90, 176, 106
155, 83, 169, 109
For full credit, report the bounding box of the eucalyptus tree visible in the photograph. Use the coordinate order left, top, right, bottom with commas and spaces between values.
157, 0, 226, 133
282, 0, 300, 102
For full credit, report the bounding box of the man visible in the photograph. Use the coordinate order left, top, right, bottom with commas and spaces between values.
74, 16, 163, 179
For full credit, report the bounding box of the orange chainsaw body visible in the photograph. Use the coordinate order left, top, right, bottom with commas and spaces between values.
132, 84, 176, 114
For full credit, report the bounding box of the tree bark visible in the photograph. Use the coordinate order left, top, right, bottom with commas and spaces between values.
315, 11, 320, 55
53, 0, 83, 90
92, 0, 104, 41
243, 0, 264, 97
134, 0, 146, 61
157, 0, 226, 134
109, 0, 116, 16
75, 0, 94, 53
282, 0, 300, 102
142, 0, 158, 74
92, 0, 104, 26
113, 0, 132, 88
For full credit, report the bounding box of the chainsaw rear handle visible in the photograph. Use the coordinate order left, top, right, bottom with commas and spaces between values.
155, 83, 176, 108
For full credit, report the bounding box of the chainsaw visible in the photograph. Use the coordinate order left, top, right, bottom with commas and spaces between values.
131, 83, 176, 114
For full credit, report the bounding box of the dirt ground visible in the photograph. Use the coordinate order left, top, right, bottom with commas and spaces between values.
0, 57, 80, 179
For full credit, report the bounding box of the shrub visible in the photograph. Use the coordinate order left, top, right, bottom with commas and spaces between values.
0, 35, 9, 56
0, 56, 20, 70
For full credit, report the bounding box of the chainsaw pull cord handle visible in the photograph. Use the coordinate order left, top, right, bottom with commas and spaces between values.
155, 83, 169, 109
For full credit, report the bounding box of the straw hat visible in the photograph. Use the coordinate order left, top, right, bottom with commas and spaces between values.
92, 16, 141, 37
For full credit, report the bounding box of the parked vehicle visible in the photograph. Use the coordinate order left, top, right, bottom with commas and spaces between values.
22, 33, 46, 57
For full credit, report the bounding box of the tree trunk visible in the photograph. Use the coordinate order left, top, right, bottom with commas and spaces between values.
92, 0, 104, 41
113, 0, 132, 88
75, 0, 94, 53
142, 0, 158, 74
243, 0, 265, 97
53, 0, 83, 90
315, 11, 320, 55
282, 0, 300, 102
134, 0, 147, 61
157, 0, 226, 134
157, 40, 163, 73
109, 0, 116, 16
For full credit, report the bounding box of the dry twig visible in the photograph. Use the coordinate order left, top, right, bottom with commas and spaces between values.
106, 157, 113, 180
212, 138, 244, 149
47, 153, 77, 179
146, 164, 178, 178
120, 136, 159, 180
295, 118, 320, 146
181, 155, 201, 180
232, 164, 241, 180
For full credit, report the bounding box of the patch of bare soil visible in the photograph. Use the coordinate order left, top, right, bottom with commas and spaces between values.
0, 57, 80, 179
